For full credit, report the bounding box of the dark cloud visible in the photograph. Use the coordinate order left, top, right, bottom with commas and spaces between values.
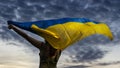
68, 45, 107, 63
64, 65, 90, 68
97, 61, 120, 66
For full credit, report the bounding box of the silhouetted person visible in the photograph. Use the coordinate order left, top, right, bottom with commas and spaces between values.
8, 24, 61, 68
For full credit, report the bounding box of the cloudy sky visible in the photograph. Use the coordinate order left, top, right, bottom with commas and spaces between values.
0, 0, 120, 68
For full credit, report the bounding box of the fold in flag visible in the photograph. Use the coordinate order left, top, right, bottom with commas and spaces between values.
7, 18, 113, 50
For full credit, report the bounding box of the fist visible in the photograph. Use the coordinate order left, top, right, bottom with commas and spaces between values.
8, 24, 14, 29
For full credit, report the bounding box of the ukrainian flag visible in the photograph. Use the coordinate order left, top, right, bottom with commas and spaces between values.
7, 18, 113, 50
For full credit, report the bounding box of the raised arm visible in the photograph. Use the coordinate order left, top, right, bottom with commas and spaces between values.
8, 24, 43, 49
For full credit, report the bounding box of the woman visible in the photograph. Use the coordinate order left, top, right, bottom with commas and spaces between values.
8, 24, 61, 68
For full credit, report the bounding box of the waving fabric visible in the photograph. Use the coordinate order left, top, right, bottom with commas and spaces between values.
7, 18, 113, 50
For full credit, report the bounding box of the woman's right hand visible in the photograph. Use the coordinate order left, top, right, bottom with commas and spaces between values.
8, 24, 14, 29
